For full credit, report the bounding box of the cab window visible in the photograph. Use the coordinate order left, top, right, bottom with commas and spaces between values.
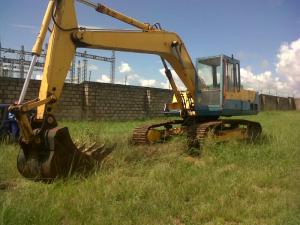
197, 58, 221, 90
225, 60, 240, 92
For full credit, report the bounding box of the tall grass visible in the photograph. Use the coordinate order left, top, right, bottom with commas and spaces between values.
0, 111, 299, 225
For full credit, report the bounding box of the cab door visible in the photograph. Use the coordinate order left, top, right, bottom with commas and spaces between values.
195, 56, 223, 116
222, 56, 246, 114
222, 57, 259, 115
223, 57, 240, 94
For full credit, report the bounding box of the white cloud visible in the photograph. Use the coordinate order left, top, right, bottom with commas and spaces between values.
159, 68, 186, 90
276, 38, 300, 93
240, 68, 289, 95
123, 73, 140, 85
127, 73, 140, 81
97, 74, 111, 83
116, 61, 187, 89
160, 81, 171, 89
241, 38, 300, 97
117, 62, 158, 87
119, 62, 132, 73
35, 74, 42, 80
140, 79, 157, 87
102, 38, 300, 97
260, 59, 269, 70
9, 23, 37, 35
10, 24, 37, 30
88, 64, 98, 71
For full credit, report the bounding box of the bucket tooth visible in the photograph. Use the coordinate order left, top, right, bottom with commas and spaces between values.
90, 144, 115, 161
77, 142, 87, 152
17, 126, 115, 181
81, 142, 97, 153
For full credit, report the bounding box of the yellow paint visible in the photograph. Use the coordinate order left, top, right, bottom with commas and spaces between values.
168, 91, 194, 110
206, 128, 246, 142
33, 0, 199, 119
147, 129, 162, 143
97, 3, 156, 31
22, 95, 56, 112
16, 114, 33, 144
37, 0, 77, 119
95, 3, 185, 110
216, 129, 246, 141
73, 30, 196, 101
225, 89, 257, 102
32, 0, 55, 56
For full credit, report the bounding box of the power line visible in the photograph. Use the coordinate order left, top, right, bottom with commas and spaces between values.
0, 43, 116, 83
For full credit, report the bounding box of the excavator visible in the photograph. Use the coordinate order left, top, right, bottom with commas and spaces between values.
9, 0, 262, 181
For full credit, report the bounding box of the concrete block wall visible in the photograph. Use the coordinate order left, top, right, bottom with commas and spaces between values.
260, 94, 296, 111
0, 78, 84, 120
0, 77, 172, 120
55, 83, 83, 120
81, 82, 172, 120
0, 78, 40, 104
0, 77, 297, 121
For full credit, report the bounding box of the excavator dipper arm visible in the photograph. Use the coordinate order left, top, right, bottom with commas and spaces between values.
37, 0, 77, 119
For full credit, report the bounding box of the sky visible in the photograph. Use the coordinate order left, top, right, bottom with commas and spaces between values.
0, 0, 299, 97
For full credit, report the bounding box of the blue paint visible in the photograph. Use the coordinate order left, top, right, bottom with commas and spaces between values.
164, 55, 260, 119
195, 55, 260, 118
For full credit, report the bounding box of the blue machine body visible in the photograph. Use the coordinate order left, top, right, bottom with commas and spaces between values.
165, 55, 260, 118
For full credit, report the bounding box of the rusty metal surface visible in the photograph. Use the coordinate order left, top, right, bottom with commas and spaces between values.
17, 126, 114, 181
187, 119, 262, 150
131, 120, 183, 145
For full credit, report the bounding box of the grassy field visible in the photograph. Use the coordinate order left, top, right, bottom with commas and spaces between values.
0, 111, 300, 225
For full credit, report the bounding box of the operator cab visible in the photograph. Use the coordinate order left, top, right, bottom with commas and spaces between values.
195, 55, 259, 117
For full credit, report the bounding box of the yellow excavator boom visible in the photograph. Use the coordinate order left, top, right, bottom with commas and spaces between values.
36, 0, 198, 119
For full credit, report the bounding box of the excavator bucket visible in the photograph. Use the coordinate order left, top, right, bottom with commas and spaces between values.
16, 121, 114, 181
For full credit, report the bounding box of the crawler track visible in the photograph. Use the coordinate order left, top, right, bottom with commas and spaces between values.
187, 119, 262, 148
132, 119, 262, 147
131, 120, 183, 144
187, 121, 222, 148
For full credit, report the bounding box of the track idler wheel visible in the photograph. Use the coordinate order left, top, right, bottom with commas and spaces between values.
17, 125, 114, 181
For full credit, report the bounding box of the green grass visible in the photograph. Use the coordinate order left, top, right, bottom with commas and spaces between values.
0, 111, 300, 225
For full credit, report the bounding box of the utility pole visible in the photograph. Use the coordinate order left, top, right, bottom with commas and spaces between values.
0, 44, 115, 82
111, 50, 115, 83
83, 51, 88, 82
19, 45, 25, 78
9, 60, 14, 77
0, 42, 2, 77
77, 60, 81, 84
70, 58, 75, 83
